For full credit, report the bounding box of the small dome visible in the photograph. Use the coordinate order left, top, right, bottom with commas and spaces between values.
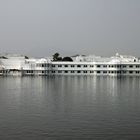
110, 58, 121, 63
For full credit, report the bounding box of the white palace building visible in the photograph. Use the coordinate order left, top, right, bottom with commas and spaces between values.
0, 53, 140, 76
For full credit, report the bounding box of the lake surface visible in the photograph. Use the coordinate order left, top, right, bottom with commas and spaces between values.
0, 76, 140, 140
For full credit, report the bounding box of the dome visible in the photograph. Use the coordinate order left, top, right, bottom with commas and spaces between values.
110, 58, 121, 63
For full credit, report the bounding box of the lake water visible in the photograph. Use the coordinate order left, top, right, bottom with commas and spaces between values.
0, 76, 140, 140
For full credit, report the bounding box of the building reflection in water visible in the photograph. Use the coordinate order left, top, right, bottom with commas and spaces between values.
1, 76, 140, 140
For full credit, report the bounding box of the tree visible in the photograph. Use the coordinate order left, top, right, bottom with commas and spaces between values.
62, 57, 73, 62
0, 56, 8, 59
57, 57, 63, 61
25, 56, 29, 59
53, 53, 60, 61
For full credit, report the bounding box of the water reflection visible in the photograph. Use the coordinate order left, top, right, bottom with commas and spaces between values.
0, 76, 140, 139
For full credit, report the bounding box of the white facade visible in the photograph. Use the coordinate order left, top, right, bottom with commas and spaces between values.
0, 53, 140, 76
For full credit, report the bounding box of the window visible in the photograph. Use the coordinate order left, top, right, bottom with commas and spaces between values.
117, 65, 121, 68
58, 71, 62, 73
58, 65, 62, 67
90, 71, 94, 73
84, 71, 87, 73
90, 65, 94, 67
65, 65, 68, 67
77, 71, 81, 73
123, 65, 126, 68
52, 65, 55, 67
27, 70, 33, 73
71, 71, 75, 73
103, 71, 107, 73
84, 65, 87, 67
71, 65, 75, 67
97, 65, 100, 68
103, 65, 107, 67
129, 65, 133, 68
129, 71, 133, 74
65, 71, 68, 73
77, 65, 81, 67
52, 71, 55, 73
97, 71, 100, 73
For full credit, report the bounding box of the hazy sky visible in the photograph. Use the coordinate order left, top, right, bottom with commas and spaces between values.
0, 0, 140, 57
